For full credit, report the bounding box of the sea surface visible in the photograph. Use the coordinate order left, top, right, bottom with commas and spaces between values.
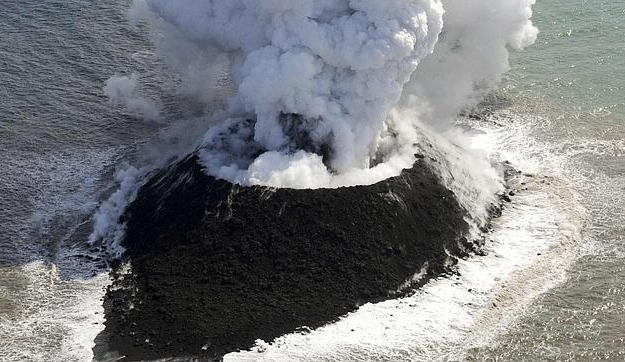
468, 1, 625, 359
0, 0, 624, 360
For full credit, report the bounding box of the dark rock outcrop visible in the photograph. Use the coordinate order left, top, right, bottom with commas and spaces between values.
95, 153, 475, 361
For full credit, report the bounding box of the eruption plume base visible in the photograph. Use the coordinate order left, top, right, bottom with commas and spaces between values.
119, 0, 537, 191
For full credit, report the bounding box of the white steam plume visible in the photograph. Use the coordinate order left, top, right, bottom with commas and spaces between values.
88, 165, 148, 257
399, 0, 538, 223
127, 0, 537, 192
403, 0, 538, 124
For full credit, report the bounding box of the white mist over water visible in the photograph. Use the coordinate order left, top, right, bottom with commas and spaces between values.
125, 0, 538, 194
104, 73, 161, 121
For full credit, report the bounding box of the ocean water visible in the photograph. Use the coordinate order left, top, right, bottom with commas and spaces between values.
0, 1, 152, 359
467, 0, 625, 359
0, 0, 623, 361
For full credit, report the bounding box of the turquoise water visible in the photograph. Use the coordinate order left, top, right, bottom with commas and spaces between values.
506, 0, 625, 117
468, 0, 625, 359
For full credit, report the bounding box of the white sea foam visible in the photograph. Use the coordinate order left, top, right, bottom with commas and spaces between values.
0, 262, 108, 362
0, 149, 120, 362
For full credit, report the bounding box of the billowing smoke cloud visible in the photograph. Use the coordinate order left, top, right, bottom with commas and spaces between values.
127, 0, 537, 190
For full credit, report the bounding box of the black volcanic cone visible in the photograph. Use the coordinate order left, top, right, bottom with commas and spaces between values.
95, 154, 475, 361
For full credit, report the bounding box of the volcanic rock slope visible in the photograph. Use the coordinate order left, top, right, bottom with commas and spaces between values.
97, 154, 475, 360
